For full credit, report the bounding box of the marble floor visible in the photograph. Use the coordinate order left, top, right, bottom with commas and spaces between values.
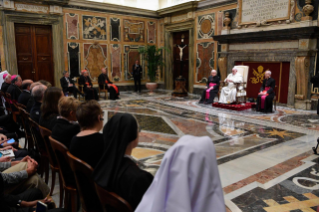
32, 90, 319, 211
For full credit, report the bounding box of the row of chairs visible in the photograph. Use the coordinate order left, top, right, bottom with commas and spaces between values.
0, 91, 131, 211
73, 78, 109, 100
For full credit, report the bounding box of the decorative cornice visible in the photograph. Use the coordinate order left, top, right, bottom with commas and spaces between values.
67, 0, 159, 19
197, 0, 236, 11
157, 1, 198, 17
213, 26, 319, 44
13, 0, 69, 6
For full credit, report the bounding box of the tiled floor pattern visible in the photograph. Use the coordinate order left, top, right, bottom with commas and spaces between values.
22, 90, 319, 211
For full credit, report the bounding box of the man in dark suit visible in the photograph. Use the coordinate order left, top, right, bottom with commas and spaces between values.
132, 60, 142, 93
60, 71, 83, 99
7, 75, 22, 102
30, 84, 47, 123
18, 80, 33, 107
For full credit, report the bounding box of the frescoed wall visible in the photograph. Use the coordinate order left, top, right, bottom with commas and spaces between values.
63, 8, 161, 85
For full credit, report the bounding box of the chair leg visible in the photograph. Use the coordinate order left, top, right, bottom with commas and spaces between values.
59, 174, 64, 208
44, 159, 49, 184
71, 191, 77, 212
50, 169, 56, 196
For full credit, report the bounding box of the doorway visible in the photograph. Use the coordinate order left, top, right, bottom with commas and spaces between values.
14, 23, 54, 85
173, 31, 189, 89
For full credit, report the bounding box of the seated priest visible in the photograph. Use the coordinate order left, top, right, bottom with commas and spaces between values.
218, 68, 243, 104
17, 80, 33, 107
78, 70, 98, 101
199, 69, 220, 104
1, 73, 11, 93
98, 68, 120, 100
60, 71, 83, 99
256, 70, 276, 113
7, 75, 22, 102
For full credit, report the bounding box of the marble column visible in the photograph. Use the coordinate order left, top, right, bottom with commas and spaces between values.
295, 56, 310, 100
218, 56, 227, 80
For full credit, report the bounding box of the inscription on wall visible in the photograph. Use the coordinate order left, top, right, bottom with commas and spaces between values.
239, 0, 290, 25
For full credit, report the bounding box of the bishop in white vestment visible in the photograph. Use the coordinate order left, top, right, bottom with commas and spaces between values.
218, 68, 243, 104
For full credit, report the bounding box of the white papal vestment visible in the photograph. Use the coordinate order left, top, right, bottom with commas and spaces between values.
218, 72, 243, 104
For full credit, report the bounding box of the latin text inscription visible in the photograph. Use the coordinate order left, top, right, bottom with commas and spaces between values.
241, 0, 290, 23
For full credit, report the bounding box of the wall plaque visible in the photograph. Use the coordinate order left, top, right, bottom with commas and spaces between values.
14, 3, 49, 14
238, 0, 291, 25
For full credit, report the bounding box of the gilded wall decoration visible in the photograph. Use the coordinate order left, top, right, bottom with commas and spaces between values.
66, 13, 79, 40
147, 21, 156, 44
84, 43, 107, 81
67, 42, 80, 78
82, 16, 107, 40
197, 13, 215, 40
250, 65, 266, 84
110, 44, 122, 81
123, 20, 145, 43
295, 0, 318, 21
124, 45, 144, 80
196, 42, 214, 83
110, 18, 121, 41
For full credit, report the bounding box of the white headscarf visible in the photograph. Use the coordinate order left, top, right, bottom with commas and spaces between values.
0, 70, 8, 89
136, 135, 226, 212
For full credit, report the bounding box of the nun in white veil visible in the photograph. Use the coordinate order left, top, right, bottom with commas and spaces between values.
135, 135, 225, 212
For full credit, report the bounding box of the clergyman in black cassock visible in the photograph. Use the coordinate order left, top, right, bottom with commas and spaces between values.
256, 71, 276, 113
60, 71, 83, 99
93, 113, 153, 211
78, 71, 98, 101
199, 70, 220, 104
98, 68, 120, 100
7, 75, 22, 102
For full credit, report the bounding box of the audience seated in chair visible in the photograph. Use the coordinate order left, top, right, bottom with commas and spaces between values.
60, 71, 83, 99
1, 73, 11, 93
51, 97, 81, 148
0, 155, 50, 197
7, 75, 23, 102
256, 70, 276, 113
199, 69, 220, 104
93, 113, 153, 211
78, 70, 98, 101
30, 85, 47, 123
136, 135, 225, 212
69, 100, 104, 168
26, 81, 51, 113
18, 80, 33, 107
98, 68, 120, 100
218, 68, 243, 104
39, 87, 63, 131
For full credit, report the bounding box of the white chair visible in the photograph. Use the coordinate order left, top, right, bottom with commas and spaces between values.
234, 65, 249, 104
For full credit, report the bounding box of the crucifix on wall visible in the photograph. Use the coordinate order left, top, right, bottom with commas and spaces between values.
176, 34, 187, 76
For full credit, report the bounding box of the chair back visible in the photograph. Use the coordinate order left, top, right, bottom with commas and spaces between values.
234, 65, 249, 86
39, 126, 58, 168
28, 117, 46, 152
66, 152, 103, 212
94, 183, 133, 212
18, 107, 32, 149
49, 136, 75, 189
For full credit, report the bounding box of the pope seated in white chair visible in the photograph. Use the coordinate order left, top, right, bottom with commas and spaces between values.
218, 68, 243, 104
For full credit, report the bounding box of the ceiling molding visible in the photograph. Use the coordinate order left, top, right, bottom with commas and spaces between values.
197, 0, 236, 10
13, 0, 70, 6
157, 1, 198, 17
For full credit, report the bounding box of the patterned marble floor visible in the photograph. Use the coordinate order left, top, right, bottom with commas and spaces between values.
26, 90, 319, 211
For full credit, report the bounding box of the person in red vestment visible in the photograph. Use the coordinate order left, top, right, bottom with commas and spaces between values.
256, 70, 276, 113
98, 68, 120, 100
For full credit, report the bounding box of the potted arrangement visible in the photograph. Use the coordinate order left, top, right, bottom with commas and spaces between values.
138, 45, 166, 94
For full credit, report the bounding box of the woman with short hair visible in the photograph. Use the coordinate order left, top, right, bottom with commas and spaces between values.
69, 100, 104, 168
51, 97, 81, 148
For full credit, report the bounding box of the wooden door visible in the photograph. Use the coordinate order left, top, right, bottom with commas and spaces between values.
173, 31, 189, 89
15, 24, 54, 85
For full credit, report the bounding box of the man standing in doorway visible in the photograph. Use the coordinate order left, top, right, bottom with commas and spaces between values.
132, 60, 142, 93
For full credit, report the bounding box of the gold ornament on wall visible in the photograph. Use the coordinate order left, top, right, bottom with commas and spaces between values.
250, 65, 266, 84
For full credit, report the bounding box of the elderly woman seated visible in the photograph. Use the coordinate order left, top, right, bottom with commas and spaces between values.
199, 70, 220, 104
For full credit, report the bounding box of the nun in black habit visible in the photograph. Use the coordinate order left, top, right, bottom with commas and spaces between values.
199, 70, 220, 104
256, 70, 276, 113
93, 113, 153, 211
